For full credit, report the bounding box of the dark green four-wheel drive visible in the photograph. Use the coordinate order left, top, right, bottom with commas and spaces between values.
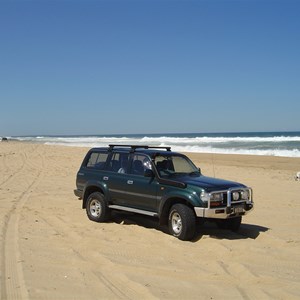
74, 145, 254, 241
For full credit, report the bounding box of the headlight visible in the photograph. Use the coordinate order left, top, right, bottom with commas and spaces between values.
232, 192, 240, 201
200, 191, 224, 201
241, 189, 250, 200
211, 193, 223, 201
200, 191, 224, 207
232, 189, 250, 201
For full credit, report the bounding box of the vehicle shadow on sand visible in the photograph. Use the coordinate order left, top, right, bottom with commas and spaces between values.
110, 211, 269, 242
192, 222, 269, 242
111, 212, 170, 235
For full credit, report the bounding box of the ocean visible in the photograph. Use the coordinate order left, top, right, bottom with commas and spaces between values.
10, 131, 300, 158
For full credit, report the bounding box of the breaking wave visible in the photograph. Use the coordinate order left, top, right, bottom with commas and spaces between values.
11, 133, 300, 158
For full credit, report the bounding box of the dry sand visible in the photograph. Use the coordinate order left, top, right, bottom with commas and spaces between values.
0, 142, 300, 299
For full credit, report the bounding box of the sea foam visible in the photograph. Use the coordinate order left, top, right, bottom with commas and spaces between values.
11, 133, 300, 158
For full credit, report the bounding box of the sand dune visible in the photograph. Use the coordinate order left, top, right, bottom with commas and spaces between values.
1, 142, 300, 299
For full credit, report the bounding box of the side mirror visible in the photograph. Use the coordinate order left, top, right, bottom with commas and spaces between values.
198, 167, 202, 175
144, 169, 154, 178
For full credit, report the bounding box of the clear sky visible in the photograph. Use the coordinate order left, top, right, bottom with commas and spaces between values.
0, 0, 299, 136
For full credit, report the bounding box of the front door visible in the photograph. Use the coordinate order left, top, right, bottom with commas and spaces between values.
123, 154, 159, 212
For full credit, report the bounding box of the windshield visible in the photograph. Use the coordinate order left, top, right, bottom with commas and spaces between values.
154, 155, 199, 178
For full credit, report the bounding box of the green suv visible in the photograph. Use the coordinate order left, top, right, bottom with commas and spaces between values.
74, 145, 254, 241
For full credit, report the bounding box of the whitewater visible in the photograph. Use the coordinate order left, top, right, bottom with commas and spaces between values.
10, 131, 300, 158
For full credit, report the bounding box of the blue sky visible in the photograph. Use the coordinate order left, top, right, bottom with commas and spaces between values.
0, 0, 299, 136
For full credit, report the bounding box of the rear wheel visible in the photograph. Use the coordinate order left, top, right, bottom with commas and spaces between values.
86, 192, 110, 222
168, 204, 196, 241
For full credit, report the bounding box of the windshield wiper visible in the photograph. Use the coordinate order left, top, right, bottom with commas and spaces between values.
168, 172, 186, 177
189, 171, 200, 176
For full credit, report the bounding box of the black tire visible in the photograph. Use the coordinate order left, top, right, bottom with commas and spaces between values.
216, 216, 242, 232
228, 216, 242, 231
168, 204, 196, 241
86, 192, 110, 222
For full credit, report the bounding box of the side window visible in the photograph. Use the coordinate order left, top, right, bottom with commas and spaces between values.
107, 152, 129, 173
130, 154, 151, 176
86, 152, 108, 169
155, 155, 174, 177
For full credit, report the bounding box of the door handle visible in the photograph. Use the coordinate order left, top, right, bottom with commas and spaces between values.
127, 180, 133, 185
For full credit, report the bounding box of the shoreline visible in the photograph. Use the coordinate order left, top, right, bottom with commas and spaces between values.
2, 139, 300, 161
1, 142, 300, 299
4, 131, 300, 158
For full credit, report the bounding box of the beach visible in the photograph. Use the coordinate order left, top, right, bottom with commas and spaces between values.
1, 142, 300, 299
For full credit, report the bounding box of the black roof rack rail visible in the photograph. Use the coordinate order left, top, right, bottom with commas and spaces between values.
108, 144, 171, 152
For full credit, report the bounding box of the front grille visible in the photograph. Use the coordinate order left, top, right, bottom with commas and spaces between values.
221, 193, 227, 206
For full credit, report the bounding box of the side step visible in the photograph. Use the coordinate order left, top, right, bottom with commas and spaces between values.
108, 205, 158, 217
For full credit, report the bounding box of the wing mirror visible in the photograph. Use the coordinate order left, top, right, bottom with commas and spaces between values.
144, 169, 155, 178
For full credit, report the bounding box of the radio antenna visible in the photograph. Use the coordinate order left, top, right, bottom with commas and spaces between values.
211, 151, 216, 178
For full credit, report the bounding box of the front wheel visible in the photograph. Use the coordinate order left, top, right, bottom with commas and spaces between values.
168, 204, 196, 241
86, 192, 110, 222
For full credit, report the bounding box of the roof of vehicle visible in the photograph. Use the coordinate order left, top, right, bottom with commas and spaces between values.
88, 145, 183, 157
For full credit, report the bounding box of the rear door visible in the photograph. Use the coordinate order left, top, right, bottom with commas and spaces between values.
104, 151, 131, 205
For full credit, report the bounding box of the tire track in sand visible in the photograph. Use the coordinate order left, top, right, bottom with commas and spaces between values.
36, 214, 156, 299
217, 260, 272, 299
0, 151, 27, 188
1, 145, 44, 300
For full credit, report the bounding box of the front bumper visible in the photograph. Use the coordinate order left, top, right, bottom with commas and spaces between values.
194, 202, 254, 219
195, 187, 254, 219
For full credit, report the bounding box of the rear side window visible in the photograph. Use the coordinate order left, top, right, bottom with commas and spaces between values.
107, 152, 130, 173
86, 152, 108, 169
129, 154, 151, 176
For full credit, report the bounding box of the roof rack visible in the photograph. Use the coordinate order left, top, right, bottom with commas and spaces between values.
108, 144, 171, 152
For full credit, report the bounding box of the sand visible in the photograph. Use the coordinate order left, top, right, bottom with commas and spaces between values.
0, 142, 300, 299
